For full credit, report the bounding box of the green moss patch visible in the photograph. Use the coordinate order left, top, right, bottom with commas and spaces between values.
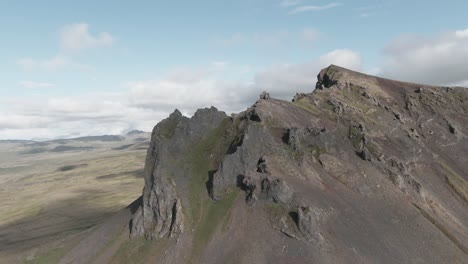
349, 125, 364, 148
191, 189, 239, 257
183, 118, 242, 261
307, 144, 327, 159
110, 237, 170, 264
25, 247, 68, 264
158, 118, 179, 139
292, 98, 321, 116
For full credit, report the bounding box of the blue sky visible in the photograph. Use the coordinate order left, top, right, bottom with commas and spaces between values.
1, 0, 468, 139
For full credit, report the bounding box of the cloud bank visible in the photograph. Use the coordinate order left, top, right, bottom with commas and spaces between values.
380, 28, 468, 85
2, 49, 361, 140
6, 27, 468, 140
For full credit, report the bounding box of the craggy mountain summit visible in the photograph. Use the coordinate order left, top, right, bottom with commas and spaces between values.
64, 65, 468, 263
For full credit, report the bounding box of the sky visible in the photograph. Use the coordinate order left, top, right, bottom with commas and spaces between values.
1, 0, 468, 140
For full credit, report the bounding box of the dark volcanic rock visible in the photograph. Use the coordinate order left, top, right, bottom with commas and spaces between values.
121, 65, 468, 264
358, 147, 372, 161
130, 107, 227, 239
259, 91, 271, 100
261, 177, 293, 204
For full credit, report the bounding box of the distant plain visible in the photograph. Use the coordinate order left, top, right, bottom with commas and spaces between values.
0, 133, 149, 263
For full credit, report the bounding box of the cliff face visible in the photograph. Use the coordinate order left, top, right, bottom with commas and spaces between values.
129, 65, 468, 263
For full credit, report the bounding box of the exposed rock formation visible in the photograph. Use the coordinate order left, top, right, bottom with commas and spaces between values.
122, 65, 468, 264
259, 91, 271, 100
130, 107, 227, 239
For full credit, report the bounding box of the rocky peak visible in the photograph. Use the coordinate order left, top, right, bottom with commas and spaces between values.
169, 108, 183, 118
126, 65, 468, 263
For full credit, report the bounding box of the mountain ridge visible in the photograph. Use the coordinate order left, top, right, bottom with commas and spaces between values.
60, 65, 468, 264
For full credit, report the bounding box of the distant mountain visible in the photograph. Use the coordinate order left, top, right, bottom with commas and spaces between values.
126, 130, 146, 136
2, 135, 127, 144
0, 139, 33, 144
51, 65, 468, 263
70, 135, 124, 142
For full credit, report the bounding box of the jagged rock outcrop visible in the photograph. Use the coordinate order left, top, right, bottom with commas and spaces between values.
130, 107, 228, 239
296, 206, 331, 244
121, 65, 468, 264
259, 91, 271, 100
261, 177, 293, 204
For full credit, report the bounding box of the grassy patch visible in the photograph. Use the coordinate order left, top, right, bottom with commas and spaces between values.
325, 66, 343, 81
263, 202, 298, 234
0, 205, 41, 224
263, 116, 281, 128
365, 142, 379, 156
192, 189, 239, 256
342, 85, 372, 111
183, 118, 243, 262
263, 202, 287, 218
110, 237, 170, 264
292, 98, 321, 116
186, 118, 233, 223
349, 125, 364, 148
439, 161, 468, 202
158, 118, 179, 139
286, 148, 304, 161
307, 144, 327, 159
323, 101, 337, 112
25, 247, 68, 264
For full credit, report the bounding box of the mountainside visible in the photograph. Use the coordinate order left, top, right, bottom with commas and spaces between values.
61, 65, 468, 264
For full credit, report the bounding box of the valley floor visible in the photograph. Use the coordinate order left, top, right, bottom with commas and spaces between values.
0, 136, 148, 263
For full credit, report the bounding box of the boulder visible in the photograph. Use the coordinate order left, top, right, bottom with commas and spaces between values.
261, 177, 293, 204
259, 91, 271, 100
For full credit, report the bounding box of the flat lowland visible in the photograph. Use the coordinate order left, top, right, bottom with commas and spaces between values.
0, 134, 149, 263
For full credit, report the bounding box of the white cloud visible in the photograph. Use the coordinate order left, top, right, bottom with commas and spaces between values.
380, 28, 468, 85
455, 29, 468, 38
255, 49, 361, 98
0, 94, 160, 140
17, 23, 111, 72
16, 55, 93, 71
318, 49, 362, 70
353, 3, 385, 18
280, 0, 302, 7
2, 49, 361, 140
19, 81, 55, 89
288, 3, 341, 14
125, 73, 256, 115
60, 23, 114, 52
